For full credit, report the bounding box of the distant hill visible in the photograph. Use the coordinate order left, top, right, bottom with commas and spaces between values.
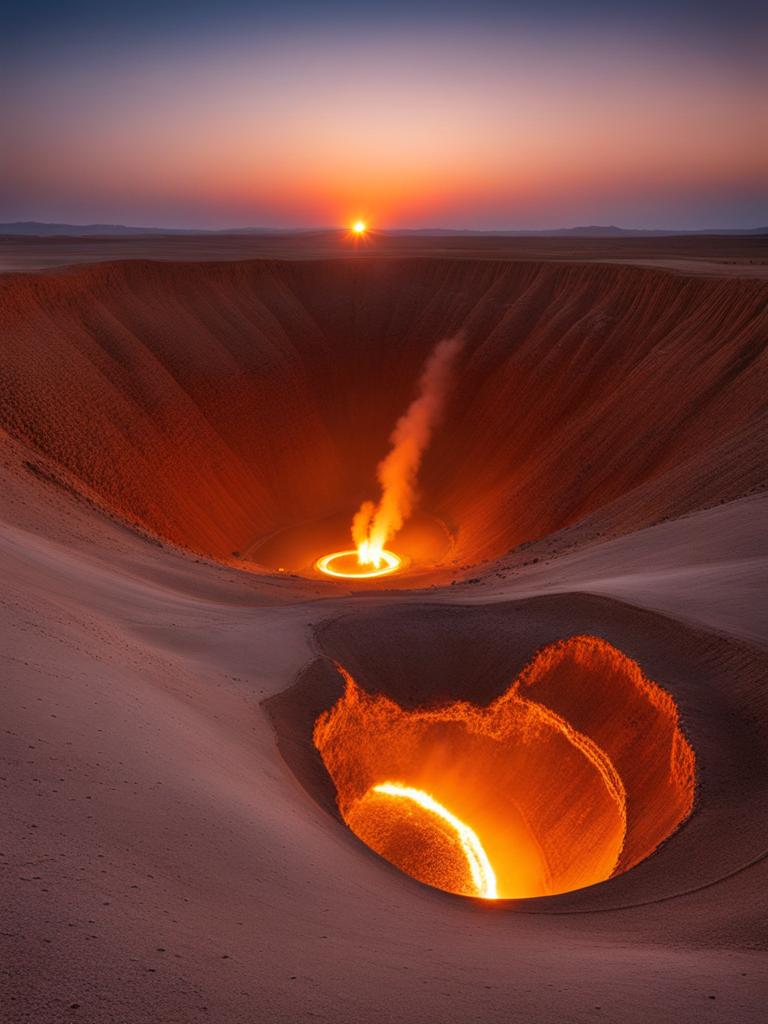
0, 222, 314, 237
1, 221, 766, 238
386, 225, 768, 238
550, 225, 768, 237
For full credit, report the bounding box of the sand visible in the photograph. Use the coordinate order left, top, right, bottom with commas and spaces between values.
1, 231, 767, 277
1, 238, 767, 1022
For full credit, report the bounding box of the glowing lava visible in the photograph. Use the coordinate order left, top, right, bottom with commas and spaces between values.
370, 783, 498, 899
316, 548, 401, 579
314, 641, 696, 899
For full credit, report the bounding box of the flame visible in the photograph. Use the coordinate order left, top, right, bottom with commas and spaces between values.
315, 548, 401, 579
351, 335, 463, 569
371, 783, 498, 899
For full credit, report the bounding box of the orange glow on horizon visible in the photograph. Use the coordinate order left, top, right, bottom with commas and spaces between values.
9, 26, 763, 232
352, 219, 367, 235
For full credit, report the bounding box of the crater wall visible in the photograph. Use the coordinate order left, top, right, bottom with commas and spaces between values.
1, 259, 765, 569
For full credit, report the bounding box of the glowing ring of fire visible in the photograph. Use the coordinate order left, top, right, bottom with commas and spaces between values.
372, 782, 498, 899
315, 549, 401, 579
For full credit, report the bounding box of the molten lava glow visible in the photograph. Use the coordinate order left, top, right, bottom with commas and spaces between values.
314, 637, 696, 900
315, 548, 401, 579
372, 783, 498, 899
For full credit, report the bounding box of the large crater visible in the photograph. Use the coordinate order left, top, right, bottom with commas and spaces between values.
1, 258, 764, 581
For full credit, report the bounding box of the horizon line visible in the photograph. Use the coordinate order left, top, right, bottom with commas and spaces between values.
2, 220, 767, 237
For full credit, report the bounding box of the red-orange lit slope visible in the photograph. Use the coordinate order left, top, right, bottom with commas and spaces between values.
313, 637, 694, 899
0, 259, 764, 573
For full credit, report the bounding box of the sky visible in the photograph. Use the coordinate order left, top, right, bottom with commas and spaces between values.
2, 1, 766, 230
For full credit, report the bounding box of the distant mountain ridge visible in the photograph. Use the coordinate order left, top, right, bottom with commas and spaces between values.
0, 222, 321, 237
1, 221, 766, 238
384, 225, 768, 237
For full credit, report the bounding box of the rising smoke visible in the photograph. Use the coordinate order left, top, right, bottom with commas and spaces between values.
352, 335, 464, 564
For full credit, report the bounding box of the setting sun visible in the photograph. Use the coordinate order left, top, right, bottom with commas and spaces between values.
352, 220, 367, 235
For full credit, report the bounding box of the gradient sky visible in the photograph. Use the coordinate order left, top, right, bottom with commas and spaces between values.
2, 1, 766, 229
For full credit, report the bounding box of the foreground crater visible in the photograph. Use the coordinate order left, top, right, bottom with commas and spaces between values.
313, 636, 695, 899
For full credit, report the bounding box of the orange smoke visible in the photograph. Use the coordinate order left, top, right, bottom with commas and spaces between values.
352, 336, 463, 567
314, 636, 695, 899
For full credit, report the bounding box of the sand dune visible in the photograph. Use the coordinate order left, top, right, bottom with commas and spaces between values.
1, 248, 767, 1022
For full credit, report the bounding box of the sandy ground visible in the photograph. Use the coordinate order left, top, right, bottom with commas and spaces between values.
1, 244, 767, 1022
469, 494, 768, 646
1, 231, 766, 277
2, 425, 767, 1024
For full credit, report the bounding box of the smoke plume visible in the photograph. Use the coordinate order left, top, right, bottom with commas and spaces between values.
352, 335, 464, 563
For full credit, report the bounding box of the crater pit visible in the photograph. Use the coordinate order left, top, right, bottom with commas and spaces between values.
0, 258, 764, 582
314, 636, 695, 899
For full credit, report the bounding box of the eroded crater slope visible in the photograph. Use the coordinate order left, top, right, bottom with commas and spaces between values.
1, 258, 765, 575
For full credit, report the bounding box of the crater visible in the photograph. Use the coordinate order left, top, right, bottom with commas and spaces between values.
0, 258, 764, 582
313, 635, 694, 900
261, 595, 758, 910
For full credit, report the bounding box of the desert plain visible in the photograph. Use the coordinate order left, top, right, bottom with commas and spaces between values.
1, 232, 767, 1022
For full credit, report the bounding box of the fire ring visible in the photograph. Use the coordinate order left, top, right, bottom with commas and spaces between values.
315, 549, 402, 579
